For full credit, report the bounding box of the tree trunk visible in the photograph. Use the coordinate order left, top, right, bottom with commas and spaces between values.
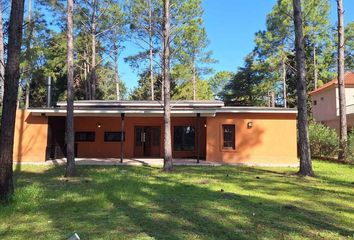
0, 0, 25, 200
337, 0, 347, 162
83, 50, 89, 99
162, 0, 173, 171
114, 47, 120, 100
272, 92, 275, 107
282, 58, 287, 108
90, 0, 97, 100
65, 0, 76, 177
0, 1, 5, 104
313, 39, 318, 90
148, 0, 154, 101
292, 0, 314, 177
192, 59, 196, 101
25, 0, 32, 109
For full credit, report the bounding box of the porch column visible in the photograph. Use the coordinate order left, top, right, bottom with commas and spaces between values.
196, 113, 201, 163
120, 113, 125, 163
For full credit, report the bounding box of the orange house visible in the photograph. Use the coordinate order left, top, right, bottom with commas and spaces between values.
13, 101, 298, 166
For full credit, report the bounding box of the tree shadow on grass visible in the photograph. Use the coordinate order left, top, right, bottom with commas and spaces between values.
2, 165, 354, 240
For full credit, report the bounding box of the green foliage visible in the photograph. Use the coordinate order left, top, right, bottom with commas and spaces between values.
309, 122, 339, 158
346, 131, 354, 163
345, 22, 354, 71
221, 55, 267, 106
208, 71, 233, 99
129, 70, 165, 100
253, 0, 335, 107
173, 79, 214, 100
126, 0, 215, 100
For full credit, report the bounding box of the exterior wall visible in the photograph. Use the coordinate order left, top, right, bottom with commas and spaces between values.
13, 110, 48, 162
343, 87, 354, 107
206, 113, 298, 166
311, 87, 337, 122
74, 116, 206, 159
13, 110, 298, 166
311, 86, 354, 131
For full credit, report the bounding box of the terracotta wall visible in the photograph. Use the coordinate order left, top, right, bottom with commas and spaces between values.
13, 111, 298, 165
206, 113, 298, 166
74, 116, 206, 159
13, 110, 48, 162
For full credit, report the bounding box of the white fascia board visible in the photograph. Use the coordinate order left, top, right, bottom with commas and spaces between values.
29, 109, 216, 117
56, 101, 224, 108
217, 107, 298, 114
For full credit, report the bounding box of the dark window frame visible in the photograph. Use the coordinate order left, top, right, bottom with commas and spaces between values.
75, 131, 95, 142
222, 125, 235, 150
173, 126, 195, 151
104, 131, 125, 142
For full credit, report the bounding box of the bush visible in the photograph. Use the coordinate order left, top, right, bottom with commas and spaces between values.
309, 122, 339, 158
347, 131, 354, 163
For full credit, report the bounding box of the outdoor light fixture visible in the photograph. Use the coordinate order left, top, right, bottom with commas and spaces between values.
97, 123, 101, 128
247, 121, 253, 129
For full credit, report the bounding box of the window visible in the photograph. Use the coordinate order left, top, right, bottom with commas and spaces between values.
222, 125, 235, 149
151, 128, 160, 146
313, 100, 317, 106
174, 126, 195, 151
104, 132, 125, 142
75, 132, 95, 142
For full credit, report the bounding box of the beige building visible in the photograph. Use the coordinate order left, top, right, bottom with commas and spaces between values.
310, 72, 354, 130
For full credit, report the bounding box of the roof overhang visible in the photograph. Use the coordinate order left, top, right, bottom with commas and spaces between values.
56, 100, 225, 108
29, 108, 217, 117
28, 100, 297, 117
217, 107, 297, 114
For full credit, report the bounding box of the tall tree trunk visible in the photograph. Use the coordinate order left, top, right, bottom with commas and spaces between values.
162, 0, 173, 171
292, 0, 314, 176
313, 39, 318, 90
0, 1, 4, 104
90, 0, 97, 100
0, 0, 25, 200
113, 28, 120, 101
65, 0, 76, 177
282, 58, 287, 108
148, 0, 154, 101
337, 0, 347, 162
83, 50, 89, 99
192, 58, 196, 101
114, 46, 120, 100
25, 0, 32, 109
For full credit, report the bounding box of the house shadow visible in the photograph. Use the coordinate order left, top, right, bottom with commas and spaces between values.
3, 165, 354, 239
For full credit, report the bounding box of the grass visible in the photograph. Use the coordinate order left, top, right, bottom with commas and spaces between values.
0, 161, 353, 240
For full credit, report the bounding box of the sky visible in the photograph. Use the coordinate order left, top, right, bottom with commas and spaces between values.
119, 0, 354, 91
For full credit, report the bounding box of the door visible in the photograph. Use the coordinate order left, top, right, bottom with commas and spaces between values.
134, 126, 161, 157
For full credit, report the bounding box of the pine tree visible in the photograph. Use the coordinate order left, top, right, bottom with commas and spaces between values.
292, 0, 314, 176
0, 0, 26, 200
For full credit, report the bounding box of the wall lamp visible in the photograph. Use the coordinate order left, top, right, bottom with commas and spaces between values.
247, 121, 253, 129
97, 123, 102, 128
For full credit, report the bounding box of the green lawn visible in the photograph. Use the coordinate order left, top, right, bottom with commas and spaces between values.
1, 161, 353, 240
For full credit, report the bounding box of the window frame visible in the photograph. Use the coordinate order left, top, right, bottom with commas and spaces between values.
222, 124, 236, 150
173, 126, 195, 151
104, 131, 125, 142
75, 131, 96, 142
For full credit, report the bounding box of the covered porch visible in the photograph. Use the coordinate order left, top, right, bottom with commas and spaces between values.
29, 101, 223, 163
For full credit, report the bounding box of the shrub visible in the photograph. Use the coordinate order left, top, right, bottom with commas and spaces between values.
309, 122, 339, 158
347, 131, 354, 163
